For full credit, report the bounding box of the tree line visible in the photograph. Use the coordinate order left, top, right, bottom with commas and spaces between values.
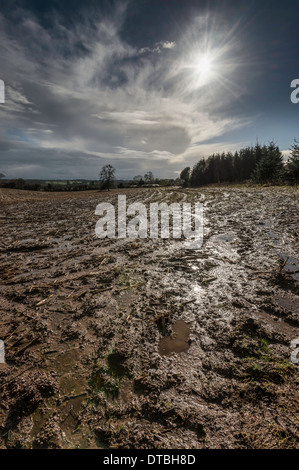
2, 138, 299, 191
180, 139, 299, 187
0, 170, 181, 192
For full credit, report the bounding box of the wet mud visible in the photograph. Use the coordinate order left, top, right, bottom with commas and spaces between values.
0, 186, 298, 449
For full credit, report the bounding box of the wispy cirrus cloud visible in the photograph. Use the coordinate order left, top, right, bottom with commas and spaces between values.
0, 2, 251, 179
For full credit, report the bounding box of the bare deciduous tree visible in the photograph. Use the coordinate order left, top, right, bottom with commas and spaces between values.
99, 164, 115, 191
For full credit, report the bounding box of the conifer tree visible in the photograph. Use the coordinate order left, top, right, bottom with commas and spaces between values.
251, 142, 283, 184
286, 138, 299, 186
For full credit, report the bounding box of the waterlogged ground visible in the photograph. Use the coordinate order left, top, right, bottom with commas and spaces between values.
0, 186, 298, 449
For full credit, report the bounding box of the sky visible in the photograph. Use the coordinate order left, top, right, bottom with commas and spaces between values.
0, 0, 299, 180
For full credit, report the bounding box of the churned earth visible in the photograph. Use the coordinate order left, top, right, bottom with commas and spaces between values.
0, 186, 298, 449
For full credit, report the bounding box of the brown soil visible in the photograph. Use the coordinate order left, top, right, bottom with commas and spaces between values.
0, 186, 298, 449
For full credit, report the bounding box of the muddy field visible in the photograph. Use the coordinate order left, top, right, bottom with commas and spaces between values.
0, 186, 298, 449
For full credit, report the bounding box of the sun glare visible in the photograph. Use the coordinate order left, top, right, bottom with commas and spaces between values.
180, 27, 236, 93
183, 52, 216, 90
196, 54, 212, 78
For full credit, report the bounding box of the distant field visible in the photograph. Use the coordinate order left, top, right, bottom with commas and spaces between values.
0, 187, 145, 204
44, 180, 86, 185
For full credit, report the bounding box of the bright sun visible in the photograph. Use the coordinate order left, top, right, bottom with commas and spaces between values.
183, 50, 217, 90
197, 55, 212, 77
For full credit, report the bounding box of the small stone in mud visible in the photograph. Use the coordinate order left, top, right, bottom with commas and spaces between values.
158, 320, 190, 356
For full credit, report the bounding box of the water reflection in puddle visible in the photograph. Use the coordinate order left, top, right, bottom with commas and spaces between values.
274, 295, 299, 313
279, 253, 299, 281
158, 320, 190, 356
215, 232, 238, 243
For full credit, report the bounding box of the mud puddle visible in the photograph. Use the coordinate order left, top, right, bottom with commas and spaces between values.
158, 320, 190, 356
279, 253, 299, 281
